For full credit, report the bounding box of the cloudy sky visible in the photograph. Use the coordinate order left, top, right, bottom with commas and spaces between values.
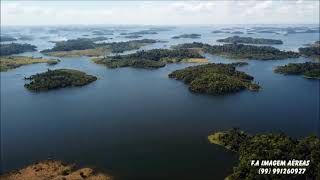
1, 1, 319, 26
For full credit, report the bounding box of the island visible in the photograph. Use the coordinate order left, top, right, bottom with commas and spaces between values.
299, 41, 320, 60
0, 160, 112, 180
274, 62, 320, 79
0, 56, 59, 72
1, 35, 17, 42
124, 35, 143, 39
92, 48, 207, 69
230, 31, 244, 34
211, 30, 224, 34
171, 34, 201, 39
24, 69, 97, 91
1, 43, 37, 56
208, 128, 320, 180
41, 38, 157, 57
217, 36, 283, 45
174, 42, 300, 60
168, 63, 260, 95
92, 30, 113, 35
120, 30, 158, 35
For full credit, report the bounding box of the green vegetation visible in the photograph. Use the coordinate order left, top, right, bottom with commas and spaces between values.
1, 35, 17, 42
0, 43, 37, 56
168, 63, 260, 95
299, 41, 320, 60
0, 56, 59, 72
92, 48, 205, 69
174, 42, 300, 60
41, 38, 157, 57
93, 58, 165, 69
208, 128, 320, 180
217, 36, 283, 45
230, 62, 249, 67
24, 69, 97, 91
172, 34, 201, 39
274, 62, 320, 79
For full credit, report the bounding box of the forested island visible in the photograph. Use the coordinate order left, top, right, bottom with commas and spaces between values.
24, 69, 97, 91
208, 128, 320, 180
171, 34, 201, 39
0, 160, 112, 180
0, 43, 37, 56
168, 63, 260, 95
1, 35, 17, 42
0, 56, 59, 72
274, 62, 320, 79
41, 38, 157, 57
174, 42, 300, 60
92, 48, 207, 69
217, 36, 283, 45
299, 41, 320, 60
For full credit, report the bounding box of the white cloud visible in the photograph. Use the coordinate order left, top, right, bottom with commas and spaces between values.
1, 1, 319, 25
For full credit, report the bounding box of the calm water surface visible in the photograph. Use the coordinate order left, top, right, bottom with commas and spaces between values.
1, 25, 319, 180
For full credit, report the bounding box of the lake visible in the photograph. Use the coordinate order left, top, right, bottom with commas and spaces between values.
1, 25, 319, 180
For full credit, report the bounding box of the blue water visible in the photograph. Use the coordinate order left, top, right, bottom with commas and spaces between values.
1, 25, 319, 180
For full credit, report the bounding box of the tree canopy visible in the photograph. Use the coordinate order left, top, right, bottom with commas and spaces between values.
208, 129, 320, 180
169, 63, 260, 95
24, 69, 97, 91
0, 43, 37, 56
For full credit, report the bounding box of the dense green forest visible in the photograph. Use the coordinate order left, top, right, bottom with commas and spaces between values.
298, 41, 320, 60
24, 69, 97, 91
217, 36, 283, 44
274, 62, 320, 79
92, 48, 205, 69
0, 56, 59, 72
208, 128, 320, 180
93, 58, 165, 69
1, 35, 17, 42
168, 63, 260, 95
171, 34, 201, 39
174, 42, 300, 60
41, 38, 157, 55
0, 43, 37, 56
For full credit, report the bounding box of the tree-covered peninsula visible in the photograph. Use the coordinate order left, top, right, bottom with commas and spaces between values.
274, 62, 320, 79
24, 69, 97, 91
92, 48, 207, 69
41, 38, 157, 57
168, 63, 260, 95
0, 43, 37, 56
217, 36, 283, 45
299, 41, 320, 60
208, 128, 320, 180
0, 56, 59, 72
174, 42, 300, 60
171, 34, 201, 39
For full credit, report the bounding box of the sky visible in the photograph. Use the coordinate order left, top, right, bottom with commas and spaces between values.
1, 1, 319, 26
